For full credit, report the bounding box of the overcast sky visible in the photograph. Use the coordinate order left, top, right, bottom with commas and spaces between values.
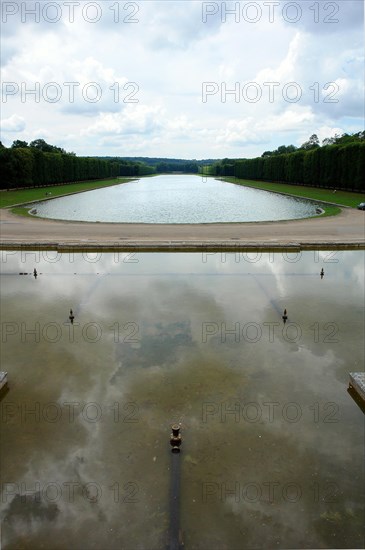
1, 0, 364, 158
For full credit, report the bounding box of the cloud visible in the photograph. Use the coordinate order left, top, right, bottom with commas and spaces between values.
291, 0, 364, 34
138, 1, 223, 50
214, 118, 265, 146
0, 1, 363, 157
2, 46, 132, 116
1, 114, 26, 132
258, 106, 315, 133
81, 104, 164, 137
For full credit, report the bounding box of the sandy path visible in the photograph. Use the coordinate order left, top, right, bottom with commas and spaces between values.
0, 207, 364, 250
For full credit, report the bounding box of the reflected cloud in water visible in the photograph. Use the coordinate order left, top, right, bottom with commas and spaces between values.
1, 251, 364, 548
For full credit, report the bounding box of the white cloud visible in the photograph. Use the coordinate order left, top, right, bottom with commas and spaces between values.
215, 118, 264, 146
81, 104, 164, 137
1, 114, 26, 132
258, 106, 315, 133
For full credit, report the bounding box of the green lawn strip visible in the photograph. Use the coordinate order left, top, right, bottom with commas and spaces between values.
10, 206, 35, 218
0, 178, 136, 209
222, 177, 365, 208
315, 205, 342, 217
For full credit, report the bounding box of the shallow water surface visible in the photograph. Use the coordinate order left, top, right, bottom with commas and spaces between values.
0, 250, 364, 549
30, 175, 321, 223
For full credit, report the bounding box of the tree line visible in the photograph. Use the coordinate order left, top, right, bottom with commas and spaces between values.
0, 140, 165, 189
0, 141, 209, 189
0, 140, 122, 189
210, 132, 365, 192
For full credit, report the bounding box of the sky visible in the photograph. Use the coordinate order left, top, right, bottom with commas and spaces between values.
0, 0, 364, 159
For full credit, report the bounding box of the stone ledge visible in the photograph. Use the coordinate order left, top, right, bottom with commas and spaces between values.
1, 241, 365, 252
349, 372, 365, 403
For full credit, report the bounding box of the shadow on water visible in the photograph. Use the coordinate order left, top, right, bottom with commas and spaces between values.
347, 387, 365, 415
0, 385, 10, 402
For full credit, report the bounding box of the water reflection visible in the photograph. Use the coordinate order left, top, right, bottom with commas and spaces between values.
0, 251, 364, 549
29, 175, 320, 223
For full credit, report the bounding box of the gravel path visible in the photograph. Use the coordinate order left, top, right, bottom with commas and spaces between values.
1, 207, 364, 250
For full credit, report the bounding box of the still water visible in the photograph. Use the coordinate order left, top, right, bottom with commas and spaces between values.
29, 175, 321, 223
0, 250, 364, 549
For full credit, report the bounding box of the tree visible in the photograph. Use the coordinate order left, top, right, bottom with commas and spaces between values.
262, 145, 296, 157
334, 132, 365, 145
277, 144, 297, 155
301, 134, 320, 150
322, 137, 336, 146
12, 140, 28, 148
29, 138, 66, 154
30, 139, 54, 152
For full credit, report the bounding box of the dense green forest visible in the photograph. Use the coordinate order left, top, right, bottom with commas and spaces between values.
208, 132, 365, 192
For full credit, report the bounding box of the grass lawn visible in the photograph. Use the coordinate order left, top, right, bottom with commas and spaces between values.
0, 178, 136, 209
222, 177, 365, 208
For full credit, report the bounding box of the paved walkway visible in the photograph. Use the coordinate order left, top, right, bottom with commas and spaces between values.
0, 207, 364, 250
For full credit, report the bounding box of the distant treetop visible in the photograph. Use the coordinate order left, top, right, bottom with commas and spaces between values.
261, 131, 364, 158
10, 138, 75, 155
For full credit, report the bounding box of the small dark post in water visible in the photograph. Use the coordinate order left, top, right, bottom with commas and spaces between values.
320, 268, 324, 279
168, 424, 183, 550
282, 308, 288, 323
170, 424, 182, 453
69, 309, 75, 324
33, 268, 37, 279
